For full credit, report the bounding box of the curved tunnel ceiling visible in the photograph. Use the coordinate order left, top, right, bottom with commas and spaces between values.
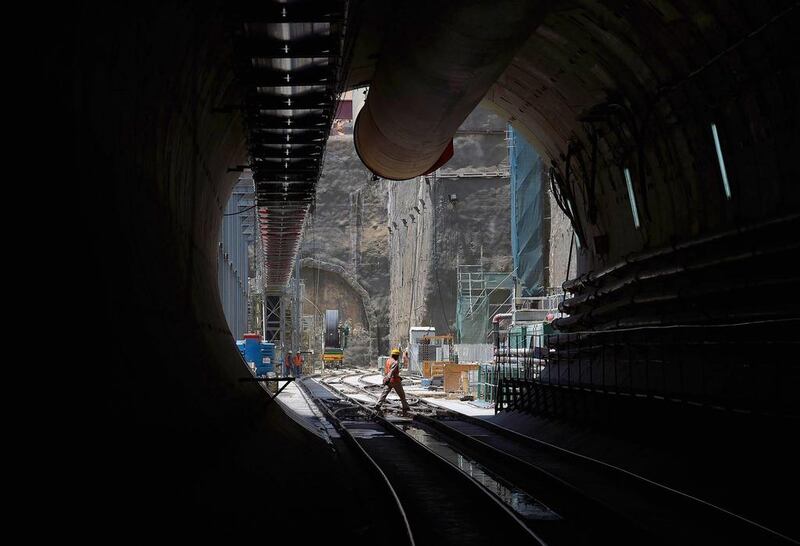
73, 0, 799, 530
483, 0, 798, 266
347, 0, 799, 268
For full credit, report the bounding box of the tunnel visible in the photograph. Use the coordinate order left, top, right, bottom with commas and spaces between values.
74, 0, 799, 541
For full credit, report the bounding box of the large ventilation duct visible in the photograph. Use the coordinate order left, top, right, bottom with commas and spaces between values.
354, 0, 544, 180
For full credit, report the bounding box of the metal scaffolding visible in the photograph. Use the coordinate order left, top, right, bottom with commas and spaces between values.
456, 252, 514, 344
218, 176, 255, 339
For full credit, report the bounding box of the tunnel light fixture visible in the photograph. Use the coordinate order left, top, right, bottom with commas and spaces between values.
624, 167, 640, 229
711, 123, 731, 200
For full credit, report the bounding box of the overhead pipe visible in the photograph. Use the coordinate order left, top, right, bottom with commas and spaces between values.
491, 312, 514, 353
492, 313, 513, 324
354, 0, 544, 180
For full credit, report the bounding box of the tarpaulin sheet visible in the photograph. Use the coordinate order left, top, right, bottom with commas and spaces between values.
456, 295, 489, 344
509, 126, 544, 296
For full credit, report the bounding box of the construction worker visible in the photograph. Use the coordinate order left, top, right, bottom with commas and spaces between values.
293, 351, 304, 377
284, 351, 293, 377
374, 348, 411, 413
384, 353, 392, 376
539, 313, 556, 359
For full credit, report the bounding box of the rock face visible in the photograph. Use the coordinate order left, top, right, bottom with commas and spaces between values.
299, 136, 391, 365
387, 174, 514, 345
545, 179, 579, 289
386, 105, 514, 346
303, 104, 575, 357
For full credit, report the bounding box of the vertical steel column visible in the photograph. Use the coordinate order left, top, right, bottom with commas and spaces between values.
217, 177, 257, 340
232, 209, 237, 338
263, 295, 281, 344
238, 210, 244, 338
243, 212, 250, 337
279, 293, 286, 357
292, 252, 301, 354
262, 293, 267, 339
234, 211, 240, 338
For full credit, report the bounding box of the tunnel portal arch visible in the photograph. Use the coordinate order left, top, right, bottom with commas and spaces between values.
300, 257, 380, 362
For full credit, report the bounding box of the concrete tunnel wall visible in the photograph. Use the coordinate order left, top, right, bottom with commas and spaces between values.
71, 0, 799, 532
75, 4, 395, 536
483, 1, 799, 272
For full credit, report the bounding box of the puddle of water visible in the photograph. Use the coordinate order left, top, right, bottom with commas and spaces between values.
400, 424, 561, 521
345, 426, 389, 439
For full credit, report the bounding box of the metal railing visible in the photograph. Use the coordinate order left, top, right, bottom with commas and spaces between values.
492, 321, 799, 419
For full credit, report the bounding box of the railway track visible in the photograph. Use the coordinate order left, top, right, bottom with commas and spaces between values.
312, 372, 648, 544
310, 369, 797, 545
298, 375, 543, 545
416, 412, 798, 545
322, 368, 438, 415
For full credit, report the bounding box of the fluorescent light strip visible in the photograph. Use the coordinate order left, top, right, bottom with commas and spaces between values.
624, 167, 640, 229
711, 123, 731, 199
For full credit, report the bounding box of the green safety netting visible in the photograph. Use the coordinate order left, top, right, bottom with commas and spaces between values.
456, 294, 489, 344
509, 126, 544, 297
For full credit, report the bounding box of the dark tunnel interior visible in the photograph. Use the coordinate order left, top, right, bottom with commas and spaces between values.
72, 0, 799, 539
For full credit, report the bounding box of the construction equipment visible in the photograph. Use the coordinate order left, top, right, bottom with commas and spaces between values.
322, 309, 344, 368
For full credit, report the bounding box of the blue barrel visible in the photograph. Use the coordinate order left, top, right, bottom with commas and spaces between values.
243, 333, 262, 366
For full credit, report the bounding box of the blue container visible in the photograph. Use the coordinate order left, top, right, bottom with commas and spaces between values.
259, 342, 275, 371
243, 334, 262, 366
236, 340, 246, 357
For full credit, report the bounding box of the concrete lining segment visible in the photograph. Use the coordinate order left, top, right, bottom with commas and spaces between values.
74, 0, 799, 534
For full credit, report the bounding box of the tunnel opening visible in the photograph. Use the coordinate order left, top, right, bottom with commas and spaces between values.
76, 0, 799, 539
77, 3, 399, 537
301, 262, 374, 367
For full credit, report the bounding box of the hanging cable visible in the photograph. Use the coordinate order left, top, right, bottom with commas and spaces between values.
549, 153, 586, 248
223, 203, 258, 216
561, 229, 575, 316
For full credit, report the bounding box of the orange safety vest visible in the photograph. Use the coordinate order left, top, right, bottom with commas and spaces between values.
385, 357, 401, 385
293, 354, 302, 365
